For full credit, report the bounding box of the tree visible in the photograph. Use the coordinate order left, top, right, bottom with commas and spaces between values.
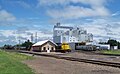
21, 40, 33, 51
118, 42, 120, 49
3, 44, 14, 50
107, 39, 118, 46
99, 42, 107, 44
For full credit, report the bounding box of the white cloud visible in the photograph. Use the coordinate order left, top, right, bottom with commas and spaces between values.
38, 0, 67, 6
0, 29, 53, 46
16, 1, 31, 9
80, 18, 120, 42
39, 0, 110, 20
112, 11, 120, 16
0, 10, 16, 22
38, 0, 107, 6
47, 6, 109, 20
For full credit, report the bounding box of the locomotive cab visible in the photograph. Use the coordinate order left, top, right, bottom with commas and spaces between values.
61, 43, 71, 53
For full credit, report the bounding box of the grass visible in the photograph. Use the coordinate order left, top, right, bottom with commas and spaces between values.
101, 49, 120, 55
0, 50, 34, 74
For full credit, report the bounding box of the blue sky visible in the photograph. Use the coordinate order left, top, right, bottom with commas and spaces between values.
0, 0, 120, 46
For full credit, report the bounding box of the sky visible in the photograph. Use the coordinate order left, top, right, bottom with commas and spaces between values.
0, 0, 120, 46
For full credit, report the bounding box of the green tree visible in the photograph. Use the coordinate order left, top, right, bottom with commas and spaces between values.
3, 44, 14, 50
118, 42, 120, 49
21, 40, 33, 51
107, 39, 118, 46
99, 42, 107, 44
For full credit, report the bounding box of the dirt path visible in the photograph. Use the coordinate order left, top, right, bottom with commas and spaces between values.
23, 55, 120, 74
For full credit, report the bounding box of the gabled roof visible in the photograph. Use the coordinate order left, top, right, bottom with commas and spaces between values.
32, 40, 57, 46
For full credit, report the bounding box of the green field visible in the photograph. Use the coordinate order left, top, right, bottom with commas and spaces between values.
101, 50, 120, 55
0, 50, 34, 74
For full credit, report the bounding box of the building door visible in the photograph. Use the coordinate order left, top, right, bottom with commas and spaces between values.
47, 46, 50, 53
43, 47, 46, 52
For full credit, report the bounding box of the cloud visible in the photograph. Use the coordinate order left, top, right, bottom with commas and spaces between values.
0, 33, 17, 46
0, 10, 16, 22
112, 11, 120, 16
38, 0, 107, 6
12, 0, 31, 9
0, 29, 53, 46
38, 0, 110, 20
38, 0, 68, 6
47, 6, 109, 20
18, 1, 31, 9
4, 0, 31, 9
16, 26, 30, 34
81, 18, 120, 42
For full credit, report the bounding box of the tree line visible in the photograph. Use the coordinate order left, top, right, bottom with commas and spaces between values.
2, 40, 33, 51
99, 39, 120, 49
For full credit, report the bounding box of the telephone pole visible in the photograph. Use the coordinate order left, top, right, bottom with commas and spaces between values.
35, 32, 37, 43
31, 33, 33, 43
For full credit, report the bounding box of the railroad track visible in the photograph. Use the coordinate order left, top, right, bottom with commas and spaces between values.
18, 50, 120, 68
75, 50, 99, 55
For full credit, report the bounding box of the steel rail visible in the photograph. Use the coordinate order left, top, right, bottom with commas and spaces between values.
18, 50, 120, 68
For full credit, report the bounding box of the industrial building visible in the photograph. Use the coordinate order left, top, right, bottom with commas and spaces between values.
53, 23, 93, 44
31, 23, 111, 52
53, 23, 93, 51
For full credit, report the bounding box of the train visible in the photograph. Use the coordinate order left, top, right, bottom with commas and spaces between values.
61, 43, 71, 52
76, 45, 96, 51
75, 42, 110, 51
56, 43, 71, 53
56, 42, 110, 52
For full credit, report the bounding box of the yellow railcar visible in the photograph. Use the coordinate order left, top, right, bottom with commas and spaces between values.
61, 43, 71, 52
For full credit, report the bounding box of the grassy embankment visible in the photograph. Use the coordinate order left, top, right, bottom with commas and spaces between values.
0, 50, 34, 74
101, 50, 120, 55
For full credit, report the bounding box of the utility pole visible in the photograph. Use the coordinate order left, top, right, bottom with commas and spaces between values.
31, 33, 33, 43
35, 32, 37, 43
17, 33, 21, 50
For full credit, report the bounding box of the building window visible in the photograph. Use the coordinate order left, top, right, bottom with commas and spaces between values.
63, 37, 66, 41
51, 47, 54, 50
43, 47, 46, 51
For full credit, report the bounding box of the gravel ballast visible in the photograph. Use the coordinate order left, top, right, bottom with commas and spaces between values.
23, 55, 120, 74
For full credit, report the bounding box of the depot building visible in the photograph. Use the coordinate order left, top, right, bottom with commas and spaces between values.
31, 40, 57, 53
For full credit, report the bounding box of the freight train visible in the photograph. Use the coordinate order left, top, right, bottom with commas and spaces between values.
56, 42, 109, 52
76, 45, 96, 51
56, 43, 71, 53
